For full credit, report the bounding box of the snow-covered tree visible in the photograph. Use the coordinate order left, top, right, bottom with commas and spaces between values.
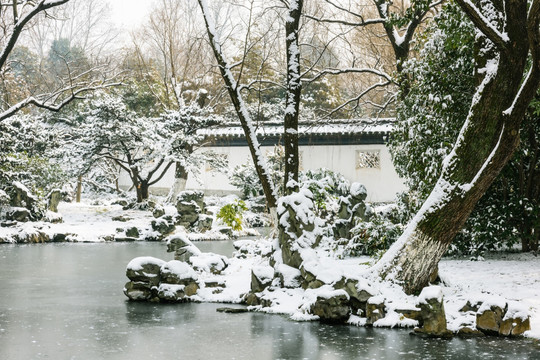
0, 114, 66, 209
73, 95, 172, 202
197, 0, 279, 217
71, 94, 224, 203
160, 103, 226, 202
390, 3, 476, 199
376, 0, 540, 294
391, 2, 539, 256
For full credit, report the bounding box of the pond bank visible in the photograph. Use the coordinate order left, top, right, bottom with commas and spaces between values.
1, 242, 539, 360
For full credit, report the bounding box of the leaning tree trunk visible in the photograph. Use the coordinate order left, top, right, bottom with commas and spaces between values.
375, 0, 540, 294
166, 162, 188, 203
197, 0, 278, 217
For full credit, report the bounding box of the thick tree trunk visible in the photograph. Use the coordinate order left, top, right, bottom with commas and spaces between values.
135, 181, 150, 203
376, 0, 540, 294
131, 168, 143, 203
283, 0, 303, 195
140, 181, 149, 201
166, 162, 188, 203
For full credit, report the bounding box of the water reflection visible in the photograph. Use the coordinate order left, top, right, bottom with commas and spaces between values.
0, 242, 539, 360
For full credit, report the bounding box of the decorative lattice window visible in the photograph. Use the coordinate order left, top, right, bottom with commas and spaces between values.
356, 150, 380, 169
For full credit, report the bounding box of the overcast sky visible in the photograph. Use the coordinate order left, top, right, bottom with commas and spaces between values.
106, 0, 159, 31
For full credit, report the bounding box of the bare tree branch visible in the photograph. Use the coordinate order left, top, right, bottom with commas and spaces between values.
0, 0, 70, 69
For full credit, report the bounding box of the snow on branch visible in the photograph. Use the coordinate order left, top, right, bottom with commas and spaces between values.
303, 13, 385, 27
0, 78, 122, 122
327, 80, 392, 117
0, 0, 70, 69
455, 0, 509, 51
302, 67, 392, 83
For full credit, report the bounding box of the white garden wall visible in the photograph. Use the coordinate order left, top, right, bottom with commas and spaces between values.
118, 143, 406, 203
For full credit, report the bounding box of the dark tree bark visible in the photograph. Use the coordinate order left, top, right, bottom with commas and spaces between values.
114, 156, 173, 203
138, 180, 150, 202
375, 0, 540, 294
283, 0, 304, 195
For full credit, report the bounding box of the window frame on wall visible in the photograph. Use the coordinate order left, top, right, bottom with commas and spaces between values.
356, 149, 381, 169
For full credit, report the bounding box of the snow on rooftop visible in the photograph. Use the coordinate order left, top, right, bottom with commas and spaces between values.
198, 119, 395, 138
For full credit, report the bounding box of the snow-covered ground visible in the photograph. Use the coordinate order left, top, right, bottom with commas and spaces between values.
0, 198, 259, 243
439, 253, 540, 338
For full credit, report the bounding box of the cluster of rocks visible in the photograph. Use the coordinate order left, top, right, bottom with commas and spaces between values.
465, 299, 531, 337
175, 191, 212, 231
333, 183, 369, 239
246, 266, 531, 338
124, 257, 200, 302
277, 187, 322, 269
0, 229, 76, 244
246, 267, 375, 324
109, 191, 216, 242
124, 236, 229, 302
1, 182, 63, 227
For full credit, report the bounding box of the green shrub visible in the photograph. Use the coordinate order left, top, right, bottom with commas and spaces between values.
217, 199, 248, 231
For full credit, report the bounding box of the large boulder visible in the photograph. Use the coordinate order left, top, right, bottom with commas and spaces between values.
333, 182, 369, 239
251, 266, 274, 293
5, 208, 31, 222
278, 188, 320, 269
152, 206, 165, 218
366, 296, 386, 325
151, 217, 176, 236
414, 286, 451, 337
47, 189, 61, 212
160, 260, 199, 285
176, 191, 205, 211
166, 234, 202, 261
175, 191, 205, 228
189, 253, 229, 274
476, 303, 505, 335
125, 227, 140, 238
476, 300, 531, 336
124, 281, 154, 301
126, 256, 166, 285
9, 182, 38, 211
309, 287, 351, 323
334, 277, 373, 314
196, 214, 213, 232
300, 265, 325, 290
156, 283, 199, 301
275, 263, 303, 289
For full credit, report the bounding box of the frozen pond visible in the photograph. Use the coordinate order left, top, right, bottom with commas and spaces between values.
0, 242, 539, 360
